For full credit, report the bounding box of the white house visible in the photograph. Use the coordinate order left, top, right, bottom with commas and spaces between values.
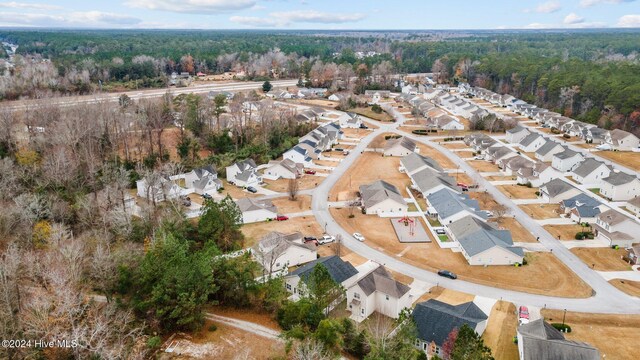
236, 198, 278, 224
340, 113, 362, 129
516, 162, 554, 188
136, 177, 182, 203
226, 159, 259, 185
184, 165, 223, 194
517, 319, 600, 360
346, 265, 412, 322
384, 137, 418, 157
605, 129, 640, 151
410, 167, 459, 197
253, 231, 317, 274
539, 179, 582, 203
626, 197, 640, 218
485, 146, 517, 164
284, 256, 359, 300
599, 172, 640, 201
283, 145, 313, 167
426, 188, 487, 225
262, 159, 303, 180
399, 153, 443, 176
502, 156, 534, 176
506, 126, 530, 144
571, 158, 612, 186
594, 209, 640, 247
551, 149, 584, 172
360, 180, 408, 215
518, 133, 547, 153
535, 140, 565, 162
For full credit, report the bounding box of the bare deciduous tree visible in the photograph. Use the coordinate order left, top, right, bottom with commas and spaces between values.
288, 178, 299, 201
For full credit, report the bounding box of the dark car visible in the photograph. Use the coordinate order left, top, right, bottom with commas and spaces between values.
437, 270, 457, 279
246, 186, 258, 193
303, 236, 317, 242
201, 193, 213, 200
359, 124, 369, 129
304, 169, 317, 175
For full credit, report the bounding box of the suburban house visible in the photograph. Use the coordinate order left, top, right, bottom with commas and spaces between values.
226, 159, 261, 187
627, 197, 640, 218
346, 265, 412, 322
447, 216, 524, 266
399, 153, 443, 176
571, 158, 612, 186
624, 244, 640, 265
426, 188, 487, 225
184, 165, 223, 194
581, 127, 608, 144
599, 172, 640, 201
284, 256, 359, 300
535, 140, 565, 162
560, 193, 606, 223
136, 177, 182, 203
364, 90, 390, 104
262, 159, 304, 180
236, 198, 278, 224
485, 146, 516, 164
283, 145, 313, 167
340, 113, 362, 128
411, 167, 459, 197
551, 149, 584, 172
384, 137, 419, 157
253, 231, 317, 274
413, 300, 488, 358
517, 319, 599, 360
427, 114, 464, 130
328, 92, 349, 102
359, 180, 408, 215
518, 133, 547, 153
506, 126, 530, 144
539, 179, 582, 203
517, 162, 554, 188
501, 156, 534, 176
605, 129, 640, 151
594, 209, 640, 247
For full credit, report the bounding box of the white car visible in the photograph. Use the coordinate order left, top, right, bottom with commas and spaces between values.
318, 235, 336, 245
353, 232, 365, 242
473, 155, 484, 160
596, 144, 612, 151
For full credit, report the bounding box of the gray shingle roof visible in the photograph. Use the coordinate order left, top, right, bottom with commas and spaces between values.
412, 167, 458, 194
427, 188, 486, 221
385, 136, 417, 152
356, 266, 410, 298
289, 256, 358, 285
518, 319, 600, 360
236, 169, 257, 182
401, 153, 444, 173
541, 179, 577, 198
603, 172, 639, 186
413, 299, 487, 346
236, 198, 276, 213
448, 216, 523, 257
536, 140, 562, 156
554, 148, 581, 160
507, 125, 528, 134
572, 158, 607, 178
561, 194, 603, 218
359, 180, 407, 209
519, 133, 542, 147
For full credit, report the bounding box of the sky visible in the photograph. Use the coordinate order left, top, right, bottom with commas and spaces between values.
0, 0, 638, 30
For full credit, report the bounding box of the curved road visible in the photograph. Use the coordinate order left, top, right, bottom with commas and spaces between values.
311, 106, 640, 314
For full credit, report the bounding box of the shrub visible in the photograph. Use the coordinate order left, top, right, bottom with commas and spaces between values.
563, 134, 570, 139
412, 129, 429, 135
534, 191, 541, 196
147, 336, 162, 349
551, 323, 571, 333
371, 104, 383, 113
208, 324, 217, 332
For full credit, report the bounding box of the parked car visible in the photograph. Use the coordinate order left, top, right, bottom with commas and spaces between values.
334, 148, 344, 152
518, 306, 530, 320
246, 186, 258, 193
275, 215, 289, 221
596, 143, 612, 151
456, 182, 468, 188
179, 195, 191, 207
343, 150, 350, 156
201, 193, 212, 200
473, 155, 484, 160
353, 232, 365, 242
435, 228, 446, 235
303, 236, 317, 242
304, 169, 317, 175
318, 235, 336, 245
437, 270, 457, 279
359, 124, 369, 129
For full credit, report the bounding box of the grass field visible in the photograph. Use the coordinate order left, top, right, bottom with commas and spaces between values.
609, 279, 640, 297
489, 218, 537, 243
570, 247, 631, 271
482, 301, 519, 360
596, 150, 640, 171
415, 143, 458, 169
241, 215, 322, 247
468, 160, 501, 172
519, 204, 561, 219
543, 224, 585, 240
497, 184, 540, 199
350, 106, 394, 122
271, 195, 311, 214
262, 175, 324, 192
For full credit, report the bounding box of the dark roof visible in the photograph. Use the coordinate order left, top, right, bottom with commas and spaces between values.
413, 300, 487, 346
518, 319, 599, 360
289, 256, 358, 285
356, 266, 410, 298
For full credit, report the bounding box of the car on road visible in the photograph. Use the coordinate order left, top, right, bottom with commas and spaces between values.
435, 228, 446, 235
304, 169, 316, 175
275, 215, 289, 221
353, 232, 365, 242
201, 193, 212, 200
246, 186, 258, 193
334, 148, 344, 152
318, 235, 336, 245
518, 306, 530, 320
483, 210, 495, 218
437, 270, 457, 279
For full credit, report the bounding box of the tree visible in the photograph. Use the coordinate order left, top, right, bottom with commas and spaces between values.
262, 80, 273, 93
341, 318, 370, 358
213, 93, 228, 131
441, 328, 459, 360
314, 319, 343, 353
366, 311, 422, 360
450, 324, 494, 360
292, 338, 332, 360
198, 195, 244, 252
306, 263, 343, 313
492, 203, 508, 225
288, 178, 299, 201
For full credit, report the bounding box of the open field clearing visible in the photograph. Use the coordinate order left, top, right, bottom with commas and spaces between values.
543, 224, 585, 240
489, 218, 538, 243
331, 208, 591, 298
540, 309, 640, 360
415, 143, 457, 169
442, 142, 471, 150
350, 106, 394, 122
570, 247, 631, 271
341, 127, 373, 139
220, 180, 260, 199
468, 160, 501, 172
262, 175, 323, 193
415, 286, 475, 305
482, 301, 519, 360
241, 215, 322, 247
497, 184, 539, 199
596, 150, 640, 171
271, 195, 311, 213
469, 191, 500, 209
519, 204, 561, 219
609, 279, 640, 297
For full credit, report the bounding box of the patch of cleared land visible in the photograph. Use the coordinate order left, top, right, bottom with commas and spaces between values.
262, 175, 324, 192
415, 143, 457, 169
540, 309, 640, 360
482, 301, 519, 360
415, 286, 475, 305
271, 195, 311, 214
486, 175, 516, 181
241, 215, 322, 247
497, 184, 539, 199
596, 150, 640, 171
329, 152, 411, 201
456, 151, 475, 159
342, 127, 373, 139
543, 224, 585, 240
331, 208, 591, 298
442, 142, 470, 150
570, 247, 631, 271
350, 106, 393, 122
468, 160, 501, 172
609, 279, 640, 297
220, 180, 260, 199
490, 218, 537, 243
519, 204, 561, 219
469, 192, 500, 210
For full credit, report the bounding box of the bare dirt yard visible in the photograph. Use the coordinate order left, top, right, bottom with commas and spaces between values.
543, 224, 584, 240
489, 218, 537, 243
220, 180, 261, 199
497, 184, 539, 199
456, 151, 475, 159
596, 150, 640, 171
415, 143, 457, 169
331, 208, 592, 298
329, 152, 412, 201
482, 301, 519, 360
262, 175, 324, 192
468, 160, 501, 172
609, 279, 640, 297
469, 191, 500, 210
519, 204, 561, 219
350, 106, 394, 122
570, 247, 631, 271
415, 286, 475, 305
241, 215, 322, 248
271, 195, 311, 214
540, 309, 640, 360
442, 142, 471, 150
341, 128, 372, 139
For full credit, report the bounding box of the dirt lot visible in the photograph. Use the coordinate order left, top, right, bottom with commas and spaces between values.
241, 215, 322, 247
570, 247, 631, 271
596, 150, 640, 171
220, 180, 261, 199
540, 309, 640, 360
468, 160, 501, 172
482, 301, 519, 360
271, 195, 311, 214
609, 279, 640, 297
442, 142, 471, 150
117, 127, 212, 163
543, 224, 585, 240
331, 208, 591, 298
415, 286, 475, 305
489, 218, 537, 243
415, 143, 457, 169
456, 151, 475, 159
295, 99, 338, 108
342, 128, 373, 139
329, 152, 412, 201
262, 174, 324, 192
497, 184, 539, 199
486, 175, 516, 181
350, 106, 394, 122
519, 204, 561, 219
470, 191, 500, 209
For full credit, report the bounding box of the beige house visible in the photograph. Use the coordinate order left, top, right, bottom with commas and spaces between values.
599, 172, 640, 201
253, 231, 317, 275
359, 180, 408, 215
346, 266, 412, 322
539, 179, 582, 203
594, 209, 640, 247
384, 136, 418, 157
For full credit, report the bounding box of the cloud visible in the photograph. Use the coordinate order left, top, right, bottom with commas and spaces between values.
231, 10, 366, 27
525, 1, 561, 13
564, 13, 585, 24
0, 1, 61, 10
124, 0, 256, 14
0, 11, 142, 27
617, 14, 640, 27
580, 0, 636, 7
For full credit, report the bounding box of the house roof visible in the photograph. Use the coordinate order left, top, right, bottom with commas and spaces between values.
609, 129, 637, 143
603, 172, 639, 186
628, 197, 640, 208
561, 194, 603, 218
401, 153, 444, 173
572, 158, 607, 178
505, 156, 534, 171
278, 158, 303, 173
289, 256, 358, 285
359, 180, 407, 209
449, 216, 523, 257
507, 125, 528, 135
427, 188, 486, 221
541, 179, 578, 198
355, 266, 410, 298
236, 198, 277, 213
193, 174, 221, 191
235, 159, 257, 171
236, 169, 258, 182
597, 209, 632, 226
413, 299, 487, 346
519, 133, 543, 147
536, 140, 562, 156
554, 148, 581, 160
385, 136, 417, 153
192, 165, 217, 179
412, 167, 458, 194
518, 319, 599, 360
257, 231, 315, 257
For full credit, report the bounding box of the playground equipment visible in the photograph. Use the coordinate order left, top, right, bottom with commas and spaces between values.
398, 216, 415, 236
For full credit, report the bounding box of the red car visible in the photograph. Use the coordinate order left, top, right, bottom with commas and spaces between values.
304, 169, 316, 175
275, 215, 289, 221
518, 306, 530, 320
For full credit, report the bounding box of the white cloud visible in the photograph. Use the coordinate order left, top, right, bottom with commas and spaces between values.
564, 13, 585, 24
0, 11, 142, 27
580, 0, 636, 7
617, 14, 640, 27
0, 1, 61, 10
525, 22, 554, 29
231, 10, 366, 27
535, 1, 562, 13
124, 0, 256, 14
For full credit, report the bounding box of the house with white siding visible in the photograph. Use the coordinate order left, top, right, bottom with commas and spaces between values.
427, 188, 487, 225
346, 265, 412, 322
284, 256, 359, 300
253, 231, 317, 275
262, 159, 303, 180
599, 172, 640, 201
226, 159, 261, 187
571, 158, 612, 186
237, 198, 278, 224
399, 153, 443, 176
535, 140, 565, 162
626, 197, 640, 218
518, 133, 547, 153
384, 137, 418, 157
359, 180, 408, 215
605, 129, 640, 151
539, 179, 582, 203
506, 126, 530, 144
184, 165, 223, 194
594, 209, 640, 247
517, 162, 554, 188
551, 148, 584, 172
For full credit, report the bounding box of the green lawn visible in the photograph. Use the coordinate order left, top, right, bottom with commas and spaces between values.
407, 203, 419, 212
428, 218, 442, 227
438, 234, 449, 242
